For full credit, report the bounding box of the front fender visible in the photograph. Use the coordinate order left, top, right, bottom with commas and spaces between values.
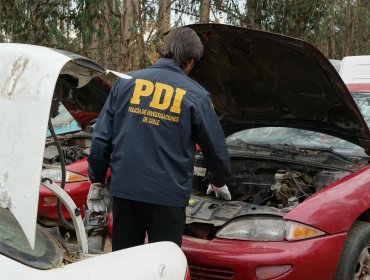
284, 166, 370, 234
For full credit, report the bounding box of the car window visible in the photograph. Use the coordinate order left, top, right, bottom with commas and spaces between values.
227, 94, 370, 153
0, 208, 62, 269
47, 103, 81, 136
227, 127, 356, 149
352, 93, 370, 127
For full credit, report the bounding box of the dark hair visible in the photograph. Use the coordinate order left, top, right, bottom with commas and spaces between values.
159, 27, 204, 69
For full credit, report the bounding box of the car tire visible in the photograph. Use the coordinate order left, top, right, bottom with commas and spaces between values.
334, 221, 370, 280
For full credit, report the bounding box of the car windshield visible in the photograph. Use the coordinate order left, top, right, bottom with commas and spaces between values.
47, 103, 81, 136
227, 93, 370, 154
0, 207, 62, 269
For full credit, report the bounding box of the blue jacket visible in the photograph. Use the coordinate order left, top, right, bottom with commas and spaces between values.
88, 58, 231, 207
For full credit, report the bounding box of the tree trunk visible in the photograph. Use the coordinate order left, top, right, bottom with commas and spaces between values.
119, 0, 139, 72
102, 0, 113, 68
31, 2, 46, 44
246, 0, 262, 29
158, 0, 171, 36
344, 0, 353, 56
331, 15, 336, 58
200, 0, 211, 23
85, 2, 100, 60
135, 0, 146, 69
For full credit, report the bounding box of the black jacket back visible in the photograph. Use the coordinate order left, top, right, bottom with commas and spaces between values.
88, 58, 231, 207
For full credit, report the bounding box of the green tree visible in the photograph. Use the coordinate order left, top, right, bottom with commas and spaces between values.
2, 0, 370, 71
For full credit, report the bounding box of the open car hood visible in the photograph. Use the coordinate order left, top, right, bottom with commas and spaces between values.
52, 49, 125, 128
188, 24, 370, 151
0, 43, 130, 248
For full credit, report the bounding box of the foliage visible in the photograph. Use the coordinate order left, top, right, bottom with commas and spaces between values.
1, 0, 370, 70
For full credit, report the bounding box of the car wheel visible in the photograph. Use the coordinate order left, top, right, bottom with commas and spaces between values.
335, 221, 370, 280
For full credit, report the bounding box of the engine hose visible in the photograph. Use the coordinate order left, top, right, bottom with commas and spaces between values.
48, 118, 74, 230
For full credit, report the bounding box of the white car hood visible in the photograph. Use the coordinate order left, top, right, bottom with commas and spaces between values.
0, 43, 129, 248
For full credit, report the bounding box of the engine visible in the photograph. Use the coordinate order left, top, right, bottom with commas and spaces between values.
192, 156, 351, 209
43, 133, 92, 166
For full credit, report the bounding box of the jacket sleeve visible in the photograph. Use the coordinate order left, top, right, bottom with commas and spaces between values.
193, 94, 231, 187
88, 79, 120, 183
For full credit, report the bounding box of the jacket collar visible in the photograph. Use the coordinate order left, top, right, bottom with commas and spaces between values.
150, 58, 185, 74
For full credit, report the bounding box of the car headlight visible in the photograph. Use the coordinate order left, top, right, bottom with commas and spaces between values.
41, 168, 88, 183
216, 215, 325, 241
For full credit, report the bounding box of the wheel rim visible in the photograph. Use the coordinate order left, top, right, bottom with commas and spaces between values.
355, 247, 370, 280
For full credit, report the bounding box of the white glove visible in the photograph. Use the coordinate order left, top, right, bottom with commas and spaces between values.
206, 184, 231, 201
87, 183, 110, 212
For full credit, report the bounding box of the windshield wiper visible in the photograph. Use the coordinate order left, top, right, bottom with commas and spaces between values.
228, 140, 297, 153
227, 141, 355, 171
250, 142, 297, 150
227, 138, 249, 147
304, 146, 354, 163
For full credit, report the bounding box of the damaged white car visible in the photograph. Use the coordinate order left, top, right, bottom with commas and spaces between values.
0, 43, 190, 280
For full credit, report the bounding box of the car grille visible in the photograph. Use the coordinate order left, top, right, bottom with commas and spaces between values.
189, 264, 235, 280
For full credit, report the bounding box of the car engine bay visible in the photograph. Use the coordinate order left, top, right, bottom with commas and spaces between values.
43, 131, 92, 167
41, 121, 370, 242
186, 147, 368, 240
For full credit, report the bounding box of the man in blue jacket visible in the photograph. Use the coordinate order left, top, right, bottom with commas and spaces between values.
87, 27, 231, 250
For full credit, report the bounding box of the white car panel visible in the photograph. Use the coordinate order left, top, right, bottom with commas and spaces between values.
1, 241, 187, 279
0, 44, 118, 248
0, 44, 71, 248
340, 55, 370, 84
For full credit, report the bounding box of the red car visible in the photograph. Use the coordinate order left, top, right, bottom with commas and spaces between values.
39, 24, 370, 280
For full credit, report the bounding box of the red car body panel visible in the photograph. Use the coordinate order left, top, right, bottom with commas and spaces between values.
182, 234, 346, 280
284, 166, 370, 234
38, 159, 109, 220
39, 180, 90, 219
66, 111, 99, 128
347, 83, 370, 93
66, 158, 90, 177
180, 86, 370, 279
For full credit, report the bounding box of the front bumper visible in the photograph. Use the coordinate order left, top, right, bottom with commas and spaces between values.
182, 232, 347, 280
